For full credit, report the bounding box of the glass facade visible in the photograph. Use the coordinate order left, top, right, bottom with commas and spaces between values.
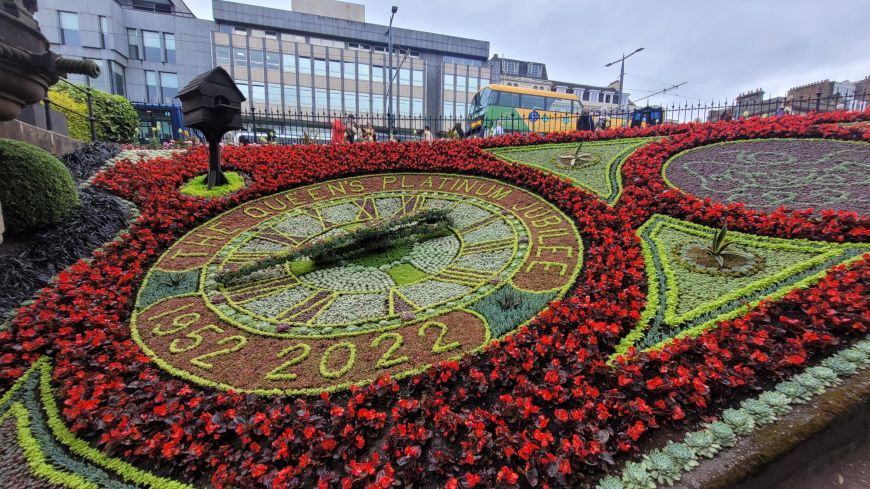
143, 31, 162, 62
164, 33, 176, 64
59, 11, 80, 46
160, 72, 178, 103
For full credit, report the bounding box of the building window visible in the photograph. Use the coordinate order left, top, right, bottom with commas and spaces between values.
358, 64, 370, 82
412, 98, 422, 117
145, 71, 159, 104
399, 96, 410, 116
142, 31, 162, 62
412, 69, 423, 88
502, 60, 519, 75
234, 26, 247, 35
314, 88, 327, 112
219, 25, 233, 34
266, 52, 280, 70
582, 90, 590, 101
344, 91, 356, 113
127, 29, 140, 59
110, 61, 125, 96
86, 59, 110, 92
598, 92, 605, 103
99, 16, 109, 49
456, 75, 467, 92
300, 87, 313, 111
372, 94, 384, 114
329, 59, 341, 78
235, 80, 249, 101
252, 83, 266, 104
282, 54, 296, 73
527, 63, 542, 78
329, 89, 341, 112
250, 29, 265, 38
160, 73, 178, 103
284, 85, 297, 111
443, 101, 454, 118
605, 93, 611, 104
612, 94, 620, 105
444, 73, 454, 91
372, 65, 384, 83
344, 63, 356, 81
216, 46, 230, 66
164, 33, 175, 64
233, 48, 247, 67
399, 69, 410, 86
314, 58, 327, 77
298, 56, 311, 75
250, 50, 264, 69
358, 92, 370, 114
59, 12, 80, 46
265, 30, 278, 40
468, 77, 478, 93
268, 83, 281, 108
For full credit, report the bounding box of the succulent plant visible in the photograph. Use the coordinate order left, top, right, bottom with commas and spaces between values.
643, 449, 681, 486
821, 357, 858, 376
793, 373, 826, 395
685, 429, 720, 458
836, 349, 869, 366
775, 380, 812, 403
621, 461, 656, 489
722, 408, 755, 436
854, 340, 870, 356
696, 225, 750, 268
663, 441, 699, 471
706, 421, 738, 448
805, 366, 840, 386
596, 475, 625, 489
758, 391, 793, 415
740, 398, 776, 424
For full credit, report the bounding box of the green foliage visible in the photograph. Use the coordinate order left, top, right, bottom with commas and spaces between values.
219, 208, 453, 285
387, 263, 429, 285
621, 461, 656, 489
54, 84, 138, 143
684, 430, 720, 458
0, 138, 80, 234
643, 449, 681, 485
136, 269, 201, 309
705, 421, 737, 448
47, 89, 91, 142
740, 399, 777, 424
470, 285, 557, 338
663, 442, 699, 471
350, 241, 413, 268
179, 172, 245, 198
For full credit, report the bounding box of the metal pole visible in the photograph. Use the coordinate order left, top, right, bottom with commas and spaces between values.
43, 98, 53, 132
618, 55, 625, 114
86, 88, 97, 141
387, 7, 398, 140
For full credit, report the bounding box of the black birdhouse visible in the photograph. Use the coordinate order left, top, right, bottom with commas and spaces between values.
178, 67, 246, 188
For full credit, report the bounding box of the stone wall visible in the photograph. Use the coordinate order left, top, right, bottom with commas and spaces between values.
0, 119, 82, 155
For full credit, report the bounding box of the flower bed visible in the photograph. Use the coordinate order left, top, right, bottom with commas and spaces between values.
0, 112, 867, 488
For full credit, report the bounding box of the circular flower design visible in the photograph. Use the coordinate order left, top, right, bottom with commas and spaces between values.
131, 173, 583, 394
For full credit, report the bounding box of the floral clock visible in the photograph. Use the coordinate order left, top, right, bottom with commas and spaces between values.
131, 173, 583, 395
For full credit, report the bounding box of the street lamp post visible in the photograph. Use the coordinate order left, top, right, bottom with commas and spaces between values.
386, 6, 398, 140
605, 47, 644, 116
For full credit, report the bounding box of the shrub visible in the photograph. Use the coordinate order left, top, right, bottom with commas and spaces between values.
47, 89, 91, 142
53, 84, 139, 143
0, 138, 80, 233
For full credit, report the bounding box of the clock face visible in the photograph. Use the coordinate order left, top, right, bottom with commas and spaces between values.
132, 173, 583, 395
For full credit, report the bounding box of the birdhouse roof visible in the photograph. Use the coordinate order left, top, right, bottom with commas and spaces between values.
177, 66, 246, 101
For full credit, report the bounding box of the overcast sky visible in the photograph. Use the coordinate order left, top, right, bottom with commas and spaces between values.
184, 0, 870, 107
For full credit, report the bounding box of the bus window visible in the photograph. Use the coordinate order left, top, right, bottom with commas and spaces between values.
497, 91, 520, 108
571, 101, 583, 113
471, 87, 491, 114
548, 98, 572, 113
520, 94, 546, 110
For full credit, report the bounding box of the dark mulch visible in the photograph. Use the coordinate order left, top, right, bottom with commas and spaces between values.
0, 143, 131, 325
59, 141, 119, 183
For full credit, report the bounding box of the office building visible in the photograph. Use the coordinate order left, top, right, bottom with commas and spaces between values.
34, 0, 491, 140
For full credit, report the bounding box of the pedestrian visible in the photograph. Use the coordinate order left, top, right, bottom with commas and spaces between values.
493, 120, 505, 136
448, 122, 465, 139
422, 125, 434, 143
345, 114, 357, 143
721, 110, 733, 121
576, 107, 595, 132
775, 106, 785, 118
331, 116, 346, 144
